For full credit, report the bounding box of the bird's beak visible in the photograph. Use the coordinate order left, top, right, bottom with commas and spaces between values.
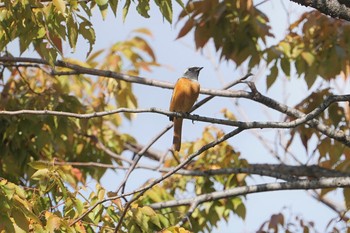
198, 67, 203, 71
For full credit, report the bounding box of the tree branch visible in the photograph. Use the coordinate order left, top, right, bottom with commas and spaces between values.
2, 56, 349, 147
2, 93, 350, 134
0, 56, 248, 98
289, 0, 350, 21
148, 177, 350, 210
40, 160, 350, 181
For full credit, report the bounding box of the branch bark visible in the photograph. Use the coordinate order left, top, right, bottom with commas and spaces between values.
289, 0, 350, 21
148, 176, 350, 209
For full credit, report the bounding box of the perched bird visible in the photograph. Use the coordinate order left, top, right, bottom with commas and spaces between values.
169, 67, 203, 151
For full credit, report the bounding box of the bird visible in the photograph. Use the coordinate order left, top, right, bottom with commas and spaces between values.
169, 67, 203, 151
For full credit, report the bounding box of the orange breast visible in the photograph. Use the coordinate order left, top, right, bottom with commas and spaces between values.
169, 77, 200, 113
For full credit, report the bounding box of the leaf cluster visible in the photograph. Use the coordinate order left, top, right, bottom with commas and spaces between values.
0, 29, 157, 184
177, 0, 272, 67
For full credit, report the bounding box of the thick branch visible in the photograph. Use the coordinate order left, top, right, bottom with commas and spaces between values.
289, 0, 350, 21
40, 160, 350, 181
0, 56, 247, 98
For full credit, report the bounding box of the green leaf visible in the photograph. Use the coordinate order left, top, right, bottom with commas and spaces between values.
175, 0, 185, 10
304, 69, 317, 89
0, 215, 15, 233
12, 208, 29, 233
137, 0, 150, 18
1, 182, 16, 199
154, 0, 172, 23
280, 57, 290, 77
79, 20, 96, 57
31, 168, 50, 180
96, 0, 108, 19
266, 64, 278, 90
109, 0, 119, 16
28, 161, 49, 170
122, 0, 131, 21
67, 15, 78, 51
301, 52, 315, 66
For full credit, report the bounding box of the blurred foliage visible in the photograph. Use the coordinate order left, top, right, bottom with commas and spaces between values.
0, 0, 350, 232
0, 0, 184, 63
265, 11, 350, 89
257, 211, 318, 233
177, 0, 272, 67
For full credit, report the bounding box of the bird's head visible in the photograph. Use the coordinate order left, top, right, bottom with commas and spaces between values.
183, 67, 203, 80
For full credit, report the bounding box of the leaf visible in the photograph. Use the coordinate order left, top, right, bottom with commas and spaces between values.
1, 182, 16, 199
220, 108, 236, 121
137, 0, 150, 18
194, 24, 211, 49
53, 0, 66, 13
266, 64, 278, 90
177, 18, 195, 39
96, 0, 108, 19
31, 168, 50, 180
122, 0, 131, 21
304, 69, 317, 89
301, 52, 315, 66
78, 20, 96, 57
51, 35, 63, 55
28, 161, 49, 170
280, 57, 290, 77
175, 0, 186, 11
67, 15, 78, 51
133, 28, 153, 37
131, 36, 155, 60
109, 0, 119, 16
45, 212, 61, 232
155, 0, 172, 23
12, 208, 29, 232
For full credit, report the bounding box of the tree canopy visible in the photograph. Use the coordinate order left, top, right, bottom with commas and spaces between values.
0, 0, 350, 232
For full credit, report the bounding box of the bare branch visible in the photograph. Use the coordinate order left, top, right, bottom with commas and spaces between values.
148, 177, 350, 210
0, 56, 248, 98
289, 0, 350, 21
2, 93, 350, 133
43, 160, 350, 180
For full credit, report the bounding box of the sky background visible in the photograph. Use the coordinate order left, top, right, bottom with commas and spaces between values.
9, 0, 350, 232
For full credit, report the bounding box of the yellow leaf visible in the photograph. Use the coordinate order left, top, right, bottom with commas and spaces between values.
53, 0, 66, 13
301, 51, 315, 66
221, 108, 236, 121
141, 206, 156, 216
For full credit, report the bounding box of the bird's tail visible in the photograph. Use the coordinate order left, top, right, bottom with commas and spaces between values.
173, 117, 183, 151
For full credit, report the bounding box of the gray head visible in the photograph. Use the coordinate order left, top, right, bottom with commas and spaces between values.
183, 67, 203, 80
